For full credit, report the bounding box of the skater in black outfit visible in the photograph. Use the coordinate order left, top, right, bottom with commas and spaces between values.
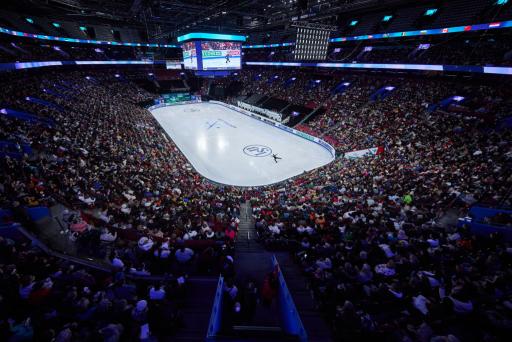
225, 53, 231, 63
272, 154, 282, 163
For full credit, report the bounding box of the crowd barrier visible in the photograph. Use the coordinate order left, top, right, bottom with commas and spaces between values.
0, 108, 54, 126
0, 140, 32, 159
272, 255, 308, 342
469, 206, 512, 221
458, 206, 512, 241
0, 223, 29, 241
206, 275, 225, 340
26, 96, 65, 112
26, 206, 51, 221
458, 217, 512, 241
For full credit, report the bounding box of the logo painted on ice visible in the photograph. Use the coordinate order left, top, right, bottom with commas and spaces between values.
243, 145, 272, 157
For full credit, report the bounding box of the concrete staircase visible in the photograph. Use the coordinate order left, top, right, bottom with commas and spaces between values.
235, 201, 261, 254
232, 201, 283, 335
274, 253, 333, 341
173, 277, 218, 341
232, 202, 332, 341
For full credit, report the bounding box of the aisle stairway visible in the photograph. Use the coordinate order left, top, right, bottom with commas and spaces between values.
225, 202, 332, 341
173, 277, 219, 341
274, 253, 333, 341
235, 202, 262, 254
234, 201, 281, 329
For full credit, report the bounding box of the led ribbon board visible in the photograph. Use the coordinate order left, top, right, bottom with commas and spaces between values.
245, 61, 512, 75
177, 33, 246, 42
1, 59, 511, 76
0, 60, 161, 71
0, 26, 177, 48
330, 20, 512, 43
243, 42, 295, 49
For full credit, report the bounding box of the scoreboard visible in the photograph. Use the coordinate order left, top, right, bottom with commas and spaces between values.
201, 41, 241, 70
178, 33, 245, 71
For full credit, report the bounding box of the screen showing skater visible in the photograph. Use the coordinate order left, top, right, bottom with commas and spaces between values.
182, 41, 198, 70
201, 41, 241, 70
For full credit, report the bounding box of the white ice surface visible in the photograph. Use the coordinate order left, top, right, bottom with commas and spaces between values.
150, 102, 334, 186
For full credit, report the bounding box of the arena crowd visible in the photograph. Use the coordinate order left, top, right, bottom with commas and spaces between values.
0, 64, 511, 341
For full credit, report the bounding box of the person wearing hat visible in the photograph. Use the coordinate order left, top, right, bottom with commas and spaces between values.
205, 229, 215, 239
138, 237, 154, 252
175, 245, 194, 264
131, 300, 149, 324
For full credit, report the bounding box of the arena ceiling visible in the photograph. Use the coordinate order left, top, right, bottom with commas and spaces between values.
4, 0, 429, 39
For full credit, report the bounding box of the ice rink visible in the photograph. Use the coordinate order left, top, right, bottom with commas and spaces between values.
150, 102, 334, 186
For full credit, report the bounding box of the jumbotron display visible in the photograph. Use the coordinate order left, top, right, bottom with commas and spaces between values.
182, 41, 198, 70
201, 41, 241, 70
182, 41, 241, 70
178, 32, 245, 71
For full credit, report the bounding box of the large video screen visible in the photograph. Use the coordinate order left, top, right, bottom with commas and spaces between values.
201, 41, 241, 70
182, 42, 198, 70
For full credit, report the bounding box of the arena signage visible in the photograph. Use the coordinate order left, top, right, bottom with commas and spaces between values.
244, 61, 512, 76
177, 33, 246, 42
330, 20, 512, 43
237, 101, 282, 122
0, 26, 177, 48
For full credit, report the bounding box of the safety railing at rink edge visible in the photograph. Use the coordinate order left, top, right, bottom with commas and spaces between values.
206, 274, 225, 340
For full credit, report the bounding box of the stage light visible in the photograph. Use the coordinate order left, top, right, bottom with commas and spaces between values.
382, 15, 393, 22
79, 26, 87, 31
52, 22, 61, 28
425, 9, 438, 16
25, 18, 34, 24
